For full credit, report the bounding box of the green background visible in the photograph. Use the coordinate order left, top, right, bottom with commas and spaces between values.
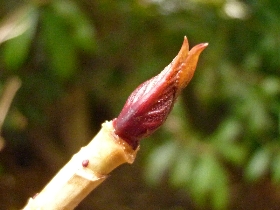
0, 0, 280, 209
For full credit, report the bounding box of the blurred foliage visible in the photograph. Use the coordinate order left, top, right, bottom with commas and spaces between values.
0, 0, 280, 209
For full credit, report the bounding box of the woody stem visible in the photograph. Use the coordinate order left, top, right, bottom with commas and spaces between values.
22, 121, 138, 210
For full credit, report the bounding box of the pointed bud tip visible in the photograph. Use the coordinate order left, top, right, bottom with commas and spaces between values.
175, 42, 208, 91
198, 42, 209, 49
192, 42, 208, 52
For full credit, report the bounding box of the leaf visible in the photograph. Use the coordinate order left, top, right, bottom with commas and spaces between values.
261, 76, 280, 96
170, 148, 194, 187
41, 7, 77, 80
212, 184, 229, 210
271, 151, 280, 183
0, 5, 36, 44
214, 118, 242, 143
210, 161, 229, 210
245, 148, 271, 181
145, 141, 178, 185
212, 118, 248, 165
52, 0, 96, 52
190, 153, 229, 209
218, 143, 248, 165
2, 5, 38, 70
190, 153, 216, 205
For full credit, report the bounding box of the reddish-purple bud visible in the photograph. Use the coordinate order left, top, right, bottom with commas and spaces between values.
113, 37, 208, 149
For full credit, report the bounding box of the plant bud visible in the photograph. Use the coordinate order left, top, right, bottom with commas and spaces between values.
113, 37, 208, 149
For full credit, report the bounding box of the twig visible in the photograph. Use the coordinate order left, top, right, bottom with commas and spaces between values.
0, 76, 21, 151
22, 37, 207, 209
22, 121, 138, 209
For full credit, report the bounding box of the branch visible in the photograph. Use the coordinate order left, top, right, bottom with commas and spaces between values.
23, 121, 137, 209
0, 76, 21, 151
22, 37, 207, 209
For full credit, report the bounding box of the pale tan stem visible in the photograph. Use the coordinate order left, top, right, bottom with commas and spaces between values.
22, 121, 138, 210
0, 76, 21, 151
0, 76, 22, 132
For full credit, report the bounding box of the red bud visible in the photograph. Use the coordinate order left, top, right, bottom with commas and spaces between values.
113, 37, 208, 149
